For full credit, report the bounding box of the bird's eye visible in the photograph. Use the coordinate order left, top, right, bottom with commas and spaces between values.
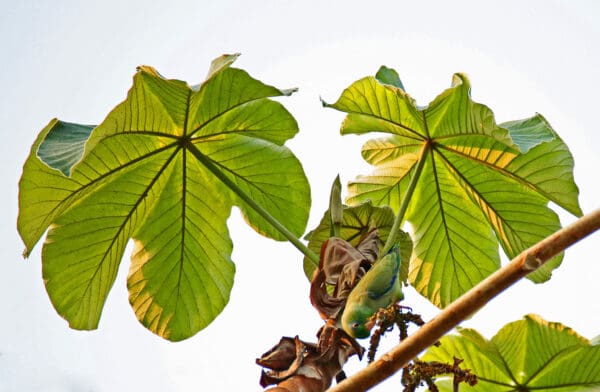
351, 322, 360, 329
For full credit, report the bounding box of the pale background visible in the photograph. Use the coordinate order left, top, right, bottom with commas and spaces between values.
1, 1, 599, 391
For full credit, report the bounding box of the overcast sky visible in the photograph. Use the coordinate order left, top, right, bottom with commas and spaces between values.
2, 1, 599, 391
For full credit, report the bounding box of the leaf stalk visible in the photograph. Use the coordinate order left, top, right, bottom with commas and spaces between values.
186, 142, 320, 264
382, 142, 430, 254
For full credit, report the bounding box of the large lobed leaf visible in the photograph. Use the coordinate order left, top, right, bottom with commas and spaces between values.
422, 314, 600, 391
325, 70, 581, 307
18, 54, 311, 341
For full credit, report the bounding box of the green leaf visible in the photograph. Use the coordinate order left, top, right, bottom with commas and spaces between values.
18, 55, 310, 341
36, 120, 95, 176
325, 70, 581, 307
375, 65, 405, 90
422, 314, 600, 391
303, 200, 412, 281
501, 113, 582, 217
18, 119, 99, 257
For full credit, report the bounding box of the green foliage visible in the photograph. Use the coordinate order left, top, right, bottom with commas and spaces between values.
422, 315, 600, 391
17, 55, 310, 341
324, 69, 581, 307
18, 57, 594, 392
35, 120, 95, 177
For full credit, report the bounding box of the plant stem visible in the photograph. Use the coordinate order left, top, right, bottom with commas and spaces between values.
186, 142, 320, 264
382, 142, 430, 254
328, 208, 600, 392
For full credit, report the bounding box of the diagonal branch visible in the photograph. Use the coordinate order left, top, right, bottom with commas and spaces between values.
328, 208, 600, 392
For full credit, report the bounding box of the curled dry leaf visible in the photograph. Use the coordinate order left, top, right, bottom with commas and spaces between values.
256, 336, 309, 372
310, 229, 380, 320
257, 336, 316, 386
257, 325, 364, 392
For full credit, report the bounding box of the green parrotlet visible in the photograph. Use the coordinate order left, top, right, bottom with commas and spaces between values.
341, 245, 403, 339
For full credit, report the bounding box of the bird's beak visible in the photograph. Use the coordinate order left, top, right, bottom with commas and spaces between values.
365, 319, 375, 331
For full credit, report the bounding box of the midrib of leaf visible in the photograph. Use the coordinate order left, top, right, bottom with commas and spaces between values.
77, 146, 181, 318
425, 115, 472, 278
432, 136, 515, 169
433, 146, 522, 254
174, 145, 187, 322
188, 95, 286, 141
527, 383, 600, 391
371, 167, 413, 206
101, 130, 182, 139
436, 140, 560, 207
173, 89, 192, 322
332, 79, 425, 140
428, 147, 464, 281
348, 111, 424, 140
472, 376, 515, 389
494, 338, 524, 389
522, 346, 585, 388
361, 139, 424, 163
46, 140, 177, 231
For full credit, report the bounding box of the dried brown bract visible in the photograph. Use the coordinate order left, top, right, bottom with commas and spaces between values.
257, 325, 364, 392
310, 230, 380, 320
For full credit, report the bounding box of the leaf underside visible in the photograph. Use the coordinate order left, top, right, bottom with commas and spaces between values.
18, 54, 311, 341
422, 314, 600, 391
326, 69, 581, 307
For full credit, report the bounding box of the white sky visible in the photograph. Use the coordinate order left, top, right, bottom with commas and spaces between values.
1, 1, 599, 391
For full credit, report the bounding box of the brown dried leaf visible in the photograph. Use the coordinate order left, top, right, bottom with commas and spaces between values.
309, 231, 380, 320
310, 268, 345, 320
257, 336, 301, 371
259, 326, 364, 391
316, 323, 365, 363
333, 259, 368, 299
320, 238, 367, 285
257, 336, 317, 387
355, 229, 380, 264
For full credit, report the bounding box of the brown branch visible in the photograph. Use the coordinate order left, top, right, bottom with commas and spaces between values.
328, 208, 600, 392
